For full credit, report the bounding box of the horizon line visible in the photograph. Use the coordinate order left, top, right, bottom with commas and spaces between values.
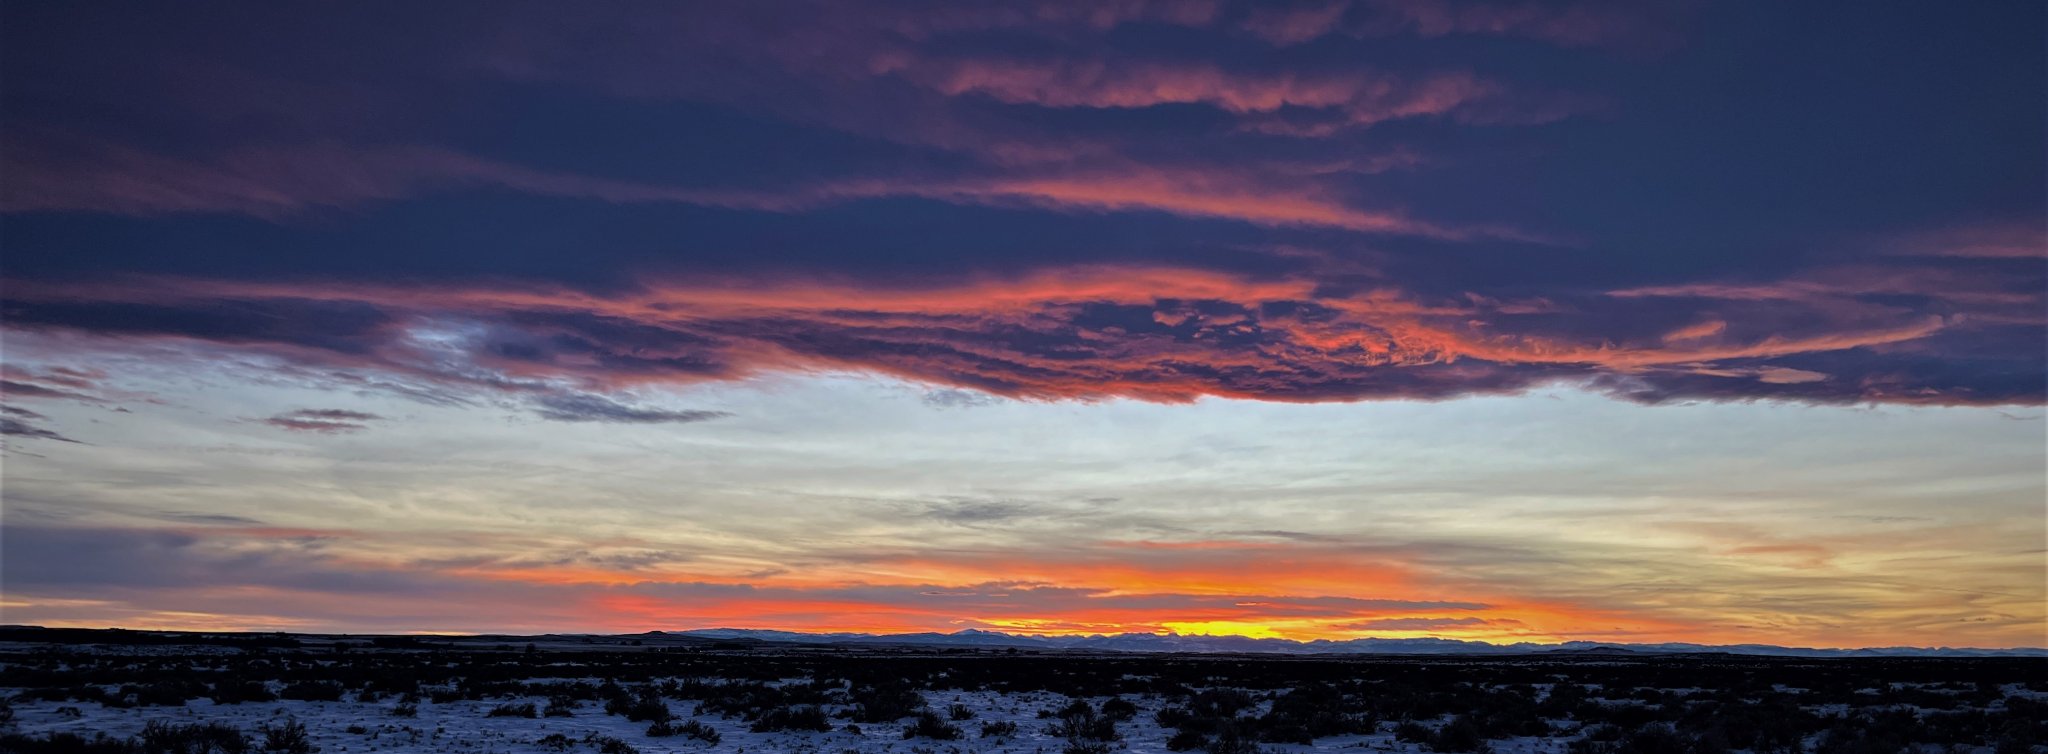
9, 625, 2042, 655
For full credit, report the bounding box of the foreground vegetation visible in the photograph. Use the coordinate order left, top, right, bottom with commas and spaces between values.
0, 629, 2042, 753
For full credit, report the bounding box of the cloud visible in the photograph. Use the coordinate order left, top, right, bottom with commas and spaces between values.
0, 136, 780, 219
8, 247, 2041, 407
262, 408, 384, 433
922, 388, 1003, 409
2, 136, 1526, 240
1, 405, 50, 421
1, 365, 112, 404
1879, 221, 2046, 260
0, 416, 81, 443
1335, 616, 1494, 631
0, 524, 1501, 637
922, 499, 1040, 524
872, 54, 1527, 127
155, 512, 267, 526
1245, 0, 1685, 51
530, 393, 731, 424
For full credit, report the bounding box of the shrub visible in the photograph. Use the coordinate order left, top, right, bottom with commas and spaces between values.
609, 688, 672, 723
582, 734, 639, 754
132, 681, 202, 707
851, 681, 924, 722
1206, 727, 1267, 754
140, 720, 251, 754
537, 734, 577, 751
903, 709, 963, 740
210, 681, 276, 705
487, 702, 538, 718
543, 696, 577, 717
1433, 716, 1488, 753
1102, 697, 1138, 721
981, 720, 1019, 738
1396, 721, 1436, 743
1051, 700, 1119, 743
676, 720, 721, 745
752, 705, 833, 732
277, 682, 344, 703
948, 702, 976, 720
1166, 728, 1208, 751
1618, 724, 1690, 754
259, 719, 315, 754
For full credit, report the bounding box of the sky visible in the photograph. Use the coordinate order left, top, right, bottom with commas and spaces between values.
0, 0, 2042, 649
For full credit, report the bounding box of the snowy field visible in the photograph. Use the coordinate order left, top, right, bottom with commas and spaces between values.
1, 688, 1484, 754
1, 631, 2042, 754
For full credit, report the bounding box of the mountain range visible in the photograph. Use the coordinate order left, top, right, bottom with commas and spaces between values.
660, 628, 2048, 658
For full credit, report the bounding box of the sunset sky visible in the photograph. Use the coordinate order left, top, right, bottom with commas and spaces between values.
1, 1, 2042, 649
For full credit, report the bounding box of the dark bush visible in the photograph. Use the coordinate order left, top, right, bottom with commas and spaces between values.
544, 695, 577, 717
277, 681, 344, 703
130, 681, 203, 707
210, 681, 277, 706
752, 704, 832, 732
1102, 696, 1139, 721
488, 702, 538, 718
903, 709, 963, 740
676, 720, 721, 745
1052, 699, 1120, 745
1397, 720, 1436, 743
1433, 716, 1488, 753
1166, 728, 1209, 751
982, 720, 1019, 738
139, 720, 250, 754
258, 719, 314, 754
581, 734, 639, 754
608, 688, 672, 723
851, 681, 924, 722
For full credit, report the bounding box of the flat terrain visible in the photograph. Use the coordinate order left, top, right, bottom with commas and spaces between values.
1, 629, 2042, 754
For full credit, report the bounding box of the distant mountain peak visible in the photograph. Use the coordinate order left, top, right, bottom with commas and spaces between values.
661, 628, 2045, 658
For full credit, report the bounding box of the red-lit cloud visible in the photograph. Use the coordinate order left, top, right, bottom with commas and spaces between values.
3, 249, 2037, 409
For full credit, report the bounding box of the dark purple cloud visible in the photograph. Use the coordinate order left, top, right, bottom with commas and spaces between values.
0, 0, 2037, 407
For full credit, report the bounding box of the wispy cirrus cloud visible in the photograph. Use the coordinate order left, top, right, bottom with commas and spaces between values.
529, 393, 730, 424
869, 54, 1543, 129
1, 415, 81, 443
1, 137, 1518, 239
261, 408, 384, 433
1241, 0, 1684, 50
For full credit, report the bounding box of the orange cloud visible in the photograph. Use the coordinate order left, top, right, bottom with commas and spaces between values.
871, 53, 1522, 131
6, 251, 2035, 407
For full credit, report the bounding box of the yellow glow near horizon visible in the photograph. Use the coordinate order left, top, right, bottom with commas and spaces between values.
1159, 621, 1287, 639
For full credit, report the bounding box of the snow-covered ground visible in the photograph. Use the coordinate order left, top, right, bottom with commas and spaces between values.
2, 687, 1479, 754
3, 637, 2040, 754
